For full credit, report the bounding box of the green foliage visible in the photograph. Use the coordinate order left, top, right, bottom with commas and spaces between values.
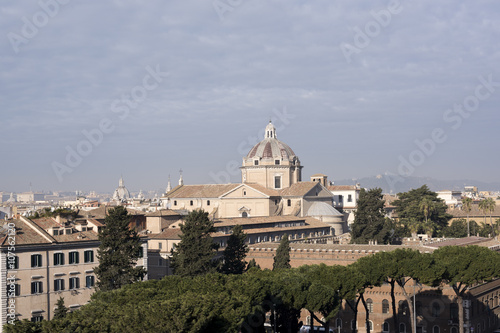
171, 209, 219, 277
393, 185, 452, 236
246, 258, 261, 271
351, 188, 391, 244
273, 234, 291, 270
94, 206, 146, 291
53, 297, 68, 320
220, 224, 249, 275
3, 320, 42, 333
443, 219, 468, 238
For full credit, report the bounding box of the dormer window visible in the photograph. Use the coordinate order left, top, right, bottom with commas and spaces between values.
275, 160, 280, 165
254, 160, 259, 166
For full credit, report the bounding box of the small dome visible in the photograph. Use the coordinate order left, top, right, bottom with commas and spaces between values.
246, 121, 297, 162
306, 202, 343, 217
113, 177, 130, 201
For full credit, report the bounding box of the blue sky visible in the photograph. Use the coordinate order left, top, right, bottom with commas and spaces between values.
1, 1, 500, 193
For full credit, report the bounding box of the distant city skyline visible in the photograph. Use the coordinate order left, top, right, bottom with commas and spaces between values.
2, 1, 500, 193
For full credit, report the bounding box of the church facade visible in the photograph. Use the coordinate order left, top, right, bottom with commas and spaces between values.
161, 121, 347, 236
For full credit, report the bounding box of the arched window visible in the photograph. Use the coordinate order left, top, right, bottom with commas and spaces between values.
399, 323, 406, 333
399, 300, 409, 316
432, 302, 441, 317
382, 299, 390, 314
241, 212, 248, 218
433, 325, 440, 333
335, 318, 342, 328
367, 321, 373, 331
383, 322, 390, 333
450, 327, 458, 333
306, 316, 311, 326
366, 298, 373, 313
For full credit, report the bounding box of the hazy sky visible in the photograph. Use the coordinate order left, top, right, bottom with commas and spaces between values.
2, 1, 500, 193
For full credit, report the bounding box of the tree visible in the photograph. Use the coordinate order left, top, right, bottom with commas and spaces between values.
443, 219, 467, 238
53, 297, 68, 320
171, 209, 219, 277
433, 246, 500, 333
462, 197, 472, 237
486, 198, 496, 236
351, 188, 391, 244
94, 206, 146, 291
393, 185, 452, 237
246, 258, 261, 271
220, 224, 249, 275
273, 234, 291, 270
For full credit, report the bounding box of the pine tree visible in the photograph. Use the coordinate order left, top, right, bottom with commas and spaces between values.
53, 297, 68, 319
351, 188, 390, 244
246, 258, 261, 271
94, 206, 146, 291
220, 224, 248, 275
171, 209, 219, 277
273, 233, 291, 270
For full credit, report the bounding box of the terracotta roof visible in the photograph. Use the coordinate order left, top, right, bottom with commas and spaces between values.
150, 228, 182, 240
165, 184, 240, 199
448, 204, 500, 218
214, 216, 307, 227
328, 185, 357, 191
1, 219, 52, 246
83, 206, 145, 220
248, 242, 434, 253
239, 184, 280, 197
280, 182, 320, 197
145, 210, 182, 217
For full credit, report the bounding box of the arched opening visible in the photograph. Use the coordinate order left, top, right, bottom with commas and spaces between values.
241, 212, 248, 218
382, 299, 389, 314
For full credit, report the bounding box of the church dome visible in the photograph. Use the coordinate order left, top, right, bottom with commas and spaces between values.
246, 121, 297, 162
113, 177, 131, 202
306, 202, 343, 217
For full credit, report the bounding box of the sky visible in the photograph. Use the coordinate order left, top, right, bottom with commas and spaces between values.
1, 1, 500, 194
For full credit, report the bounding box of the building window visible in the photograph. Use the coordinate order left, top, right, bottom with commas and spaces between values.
382, 299, 389, 313
138, 246, 144, 258
69, 277, 80, 290
254, 160, 259, 166
366, 298, 373, 313
338, 195, 343, 203
399, 323, 406, 333
242, 212, 248, 218
31, 254, 42, 267
399, 300, 408, 315
8, 256, 19, 270
190, 200, 193, 206
31, 281, 43, 294
243, 190, 246, 196
450, 328, 458, 333
31, 315, 43, 323
433, 326, 440, 333
306, 316, 311, 326
367, 321, 373, 331
274, 176, 281, 189
348, 194, 352, 202
84, 250, 94, 263
432, 302, 441, 317
207, 200, 210, 206
275, 160, 280, 165
158, 242, 162, 249
173, 200, 177, 206
450, 303, 458, 320
86, 276, 95, 288
54, 279, 65, 291
335, 318, 342, 328
53, 253, 64, 266
12, 284, 20, 297
383, 322, 390, 333
69, 251, 79, 264
287, 199, 291, 207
